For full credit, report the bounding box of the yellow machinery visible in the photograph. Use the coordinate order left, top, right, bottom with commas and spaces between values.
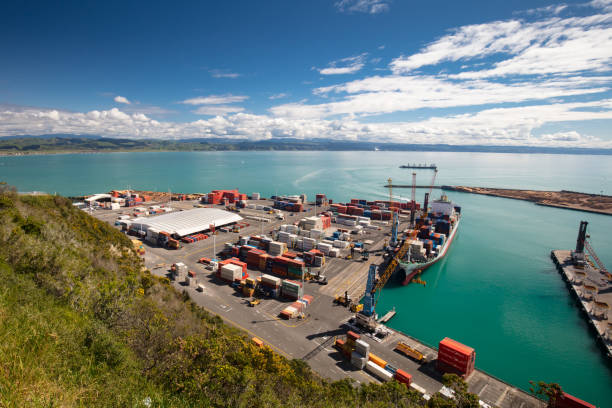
249, 298, 261, 307
350, 303, 364, 313
395, 342, 426, 363
374, 239, 411, 293
334, 292, 351, 307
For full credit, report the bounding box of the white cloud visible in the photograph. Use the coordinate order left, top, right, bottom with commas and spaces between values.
1, 102, 611, 147
269, 93, 288, 100
335, 0, 391, 14
591, 0, 612, 13
181, 94, 249, 105
113, 96, 131, 104
319, 53, 368, 75
192, 106, 245, 116
390, 13, 612, 77
271, 74, 609, 118
209, 69, 241, 78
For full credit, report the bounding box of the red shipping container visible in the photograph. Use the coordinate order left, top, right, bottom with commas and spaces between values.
394, 369, 412, 386
552, 393, 596, 408
347, 331, 360, 341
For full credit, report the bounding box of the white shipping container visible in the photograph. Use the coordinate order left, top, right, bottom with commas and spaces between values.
252, 192, 260, 200
351, 351, 368, 369
281, 306, 298, 318
175, 262, 188, 275
366, 361, 393, 382
262, 274, 281, 287
220, 264, 242, 281
355, 339, 370, 355
333, 240, 349, 248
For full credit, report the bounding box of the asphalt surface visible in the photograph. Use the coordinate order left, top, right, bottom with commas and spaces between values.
91, 198, 540, 407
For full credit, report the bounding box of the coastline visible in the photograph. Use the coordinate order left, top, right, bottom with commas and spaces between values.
442, 186, 612, 216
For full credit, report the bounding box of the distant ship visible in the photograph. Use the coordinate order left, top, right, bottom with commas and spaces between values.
399, 163, 437, 170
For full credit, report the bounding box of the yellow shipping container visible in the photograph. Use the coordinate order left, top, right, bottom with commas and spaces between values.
368, 353, 387, 368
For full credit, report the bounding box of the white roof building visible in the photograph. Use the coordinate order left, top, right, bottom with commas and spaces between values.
129, 208, 242, 237
85, 193, 111, 202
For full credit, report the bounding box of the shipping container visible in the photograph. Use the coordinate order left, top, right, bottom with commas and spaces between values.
394, 369, 412, 386
368, 353, 387, 369
365, 361, 393, 382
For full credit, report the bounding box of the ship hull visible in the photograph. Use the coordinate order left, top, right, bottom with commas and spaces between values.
395, 217, 460, 285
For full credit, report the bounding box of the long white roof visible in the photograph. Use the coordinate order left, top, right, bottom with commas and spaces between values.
130, 208, 242, 236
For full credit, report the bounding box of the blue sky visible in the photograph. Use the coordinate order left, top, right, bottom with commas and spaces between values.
1, 0, 611, 147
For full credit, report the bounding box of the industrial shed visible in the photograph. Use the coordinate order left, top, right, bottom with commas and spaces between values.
129, 208, 242, 237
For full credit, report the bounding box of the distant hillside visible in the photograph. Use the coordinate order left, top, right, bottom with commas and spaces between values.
0, 184, 484, 406
1, 135, 611, 155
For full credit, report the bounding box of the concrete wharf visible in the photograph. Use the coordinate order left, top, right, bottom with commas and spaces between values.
92, 197, 541, 408
551, 250, 612, 358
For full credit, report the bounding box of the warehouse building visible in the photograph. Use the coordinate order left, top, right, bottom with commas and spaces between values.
129, 208, 242, 237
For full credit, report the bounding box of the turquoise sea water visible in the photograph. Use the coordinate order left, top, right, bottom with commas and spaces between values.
1, 151, 611, 406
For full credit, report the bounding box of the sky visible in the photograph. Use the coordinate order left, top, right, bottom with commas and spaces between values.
0, 0, 611, 147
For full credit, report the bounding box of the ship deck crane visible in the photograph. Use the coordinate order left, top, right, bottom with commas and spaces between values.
360, 239, 412, 318
428, 169, 438, 197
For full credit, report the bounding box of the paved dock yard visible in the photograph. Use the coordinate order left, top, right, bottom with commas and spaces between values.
551, 250, 612, 358
93, 199, 540, 408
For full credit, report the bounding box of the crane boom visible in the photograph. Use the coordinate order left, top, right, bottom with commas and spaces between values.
584, 240, 608, 274
373, 239, 412, 294
428, 169, 438, 197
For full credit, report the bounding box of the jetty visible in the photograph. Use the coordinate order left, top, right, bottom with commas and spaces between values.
551, 250, 612, 358
378, 307, 396, 323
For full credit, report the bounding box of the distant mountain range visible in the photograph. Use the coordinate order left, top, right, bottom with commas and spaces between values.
1, 135, 611, 155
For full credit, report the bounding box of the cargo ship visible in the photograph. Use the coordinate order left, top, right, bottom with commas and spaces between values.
399, 163, 437, 170
395, 194, 460, 285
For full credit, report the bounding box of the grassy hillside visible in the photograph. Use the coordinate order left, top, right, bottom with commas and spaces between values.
0, 183, 475, 407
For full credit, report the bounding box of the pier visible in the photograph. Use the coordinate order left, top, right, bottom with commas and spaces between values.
551, 250, 612, 358
378, 307, 396, 323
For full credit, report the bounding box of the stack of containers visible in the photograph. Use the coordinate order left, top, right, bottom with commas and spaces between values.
219, 258, 248, 277
366, 354, 393, 382
344, 331, 359, 359
309, 229, 323, 239
174, 262, 188, 281
333, 240, 350, 249
261, 274, 281, 297
280, 301, 303, 319
218, 263, 243, 282
320, 215, 331, 229
251, 192, 260, 200
437, 337, 476, 378
328, 248, 340, 258
302, 237, 317, 251
246, 248, 267, 269
281, 279, 303, 300
272, 256, 289, 277
351, 338, 370, 369
317, 242, 333, 255
286, 259, 306, 280
268, 241, 287, 256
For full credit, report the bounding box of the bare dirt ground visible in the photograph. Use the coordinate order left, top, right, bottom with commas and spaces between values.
448, 186, 612, 216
